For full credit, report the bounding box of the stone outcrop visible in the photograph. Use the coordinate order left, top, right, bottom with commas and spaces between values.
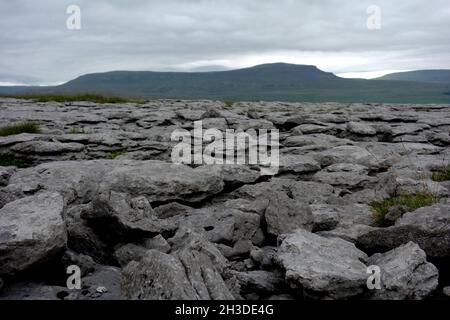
1, 98, 449, 300
276, 229, 368, 299
0, 192, 66, 275
366, 242, 439, 300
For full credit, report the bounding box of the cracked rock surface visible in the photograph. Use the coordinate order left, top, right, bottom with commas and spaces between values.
1, 98, 450, 300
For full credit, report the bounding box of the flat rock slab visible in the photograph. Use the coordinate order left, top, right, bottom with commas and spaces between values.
4, 160, 225, 204
10, 141, 85, 154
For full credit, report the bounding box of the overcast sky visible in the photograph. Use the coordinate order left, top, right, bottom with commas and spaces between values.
1, 0, 450, 85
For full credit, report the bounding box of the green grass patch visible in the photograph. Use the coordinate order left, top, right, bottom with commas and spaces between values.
34, 94, 127, 104
0, 154, 31, 168
107, 150, 126, 160
6, 93, 135, 104
0, 122, 40, 136
69, 127, 86, 134
223, 100, 234, 108
370, 193, 439, 224
431, 166, 450, 182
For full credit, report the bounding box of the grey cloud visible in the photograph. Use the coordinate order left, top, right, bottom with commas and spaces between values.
1, 0, 449, 84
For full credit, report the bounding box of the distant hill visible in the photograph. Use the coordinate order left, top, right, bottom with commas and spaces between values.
1, 63, 450, 103
377, 70, 450, 84
0, 86, 34, 95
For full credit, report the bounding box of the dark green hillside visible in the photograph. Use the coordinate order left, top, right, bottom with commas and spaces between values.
377, 70, 450, 84
2, 64, 450, 103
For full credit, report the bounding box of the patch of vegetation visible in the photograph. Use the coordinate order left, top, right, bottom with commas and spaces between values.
224, 100, 234, 108
107, 150, 126, 160
370, 193, 439, 224
0, 154, 31, 168
0, 122, 40, 136
8, 93, 131, 104
69, 127, 86, 134
431, 166, 450, 182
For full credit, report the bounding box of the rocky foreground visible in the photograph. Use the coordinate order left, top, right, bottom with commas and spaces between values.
0, 98, 450, 300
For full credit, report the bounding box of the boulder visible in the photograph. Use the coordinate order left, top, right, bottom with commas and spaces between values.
276, 229, 368, 299
122, 229, 234, 300
0, 192, 66, 275
122, 250, 200, 300
169, 228, 234, 300
264, 191, 313, 236
86, 190, 176, 238
366, 242, 439, 300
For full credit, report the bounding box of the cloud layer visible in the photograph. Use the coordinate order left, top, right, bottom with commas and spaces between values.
1, 0, 450, 84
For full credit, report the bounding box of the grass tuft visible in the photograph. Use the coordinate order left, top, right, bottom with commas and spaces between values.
0, 122, 40, 136
370, 193, 439, 224
107, 150, 126, 160
4, 93, 135, 104
224, 100, 234, 108
0, 154, 31, 168
69, 127, 86, 134
34, 94, 127, 104
431, 166, 450, 182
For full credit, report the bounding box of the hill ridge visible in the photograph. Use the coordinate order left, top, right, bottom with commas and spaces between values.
1, 63, 450, 104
